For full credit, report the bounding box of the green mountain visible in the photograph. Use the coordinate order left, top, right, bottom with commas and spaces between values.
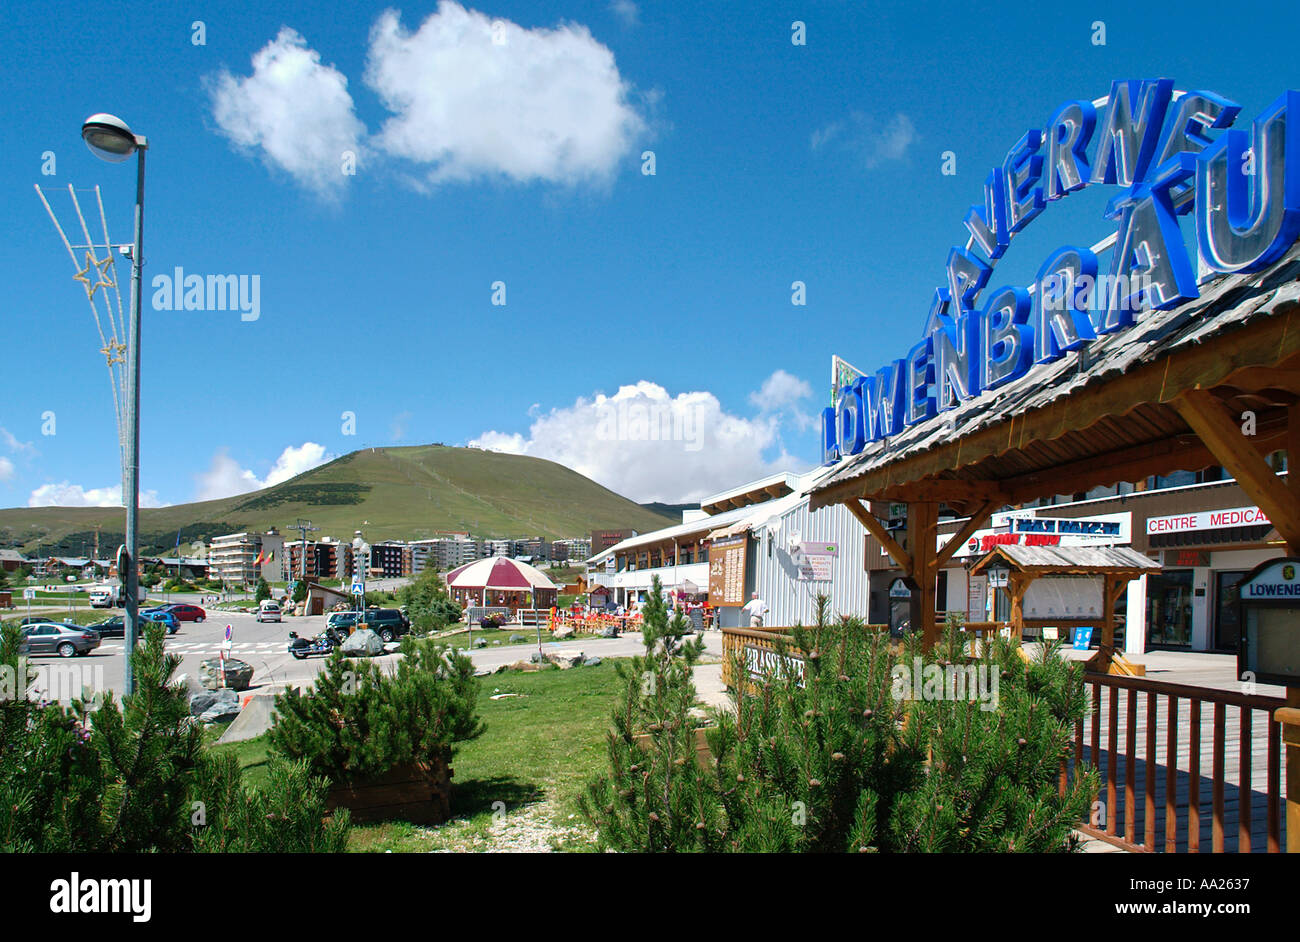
0, 445, 677, 555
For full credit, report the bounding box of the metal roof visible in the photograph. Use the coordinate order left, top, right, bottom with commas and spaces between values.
810, 241, 1300, 507
973, 544, 1161, 573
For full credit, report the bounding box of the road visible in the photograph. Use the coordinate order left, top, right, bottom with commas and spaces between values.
21, 600, 669, 704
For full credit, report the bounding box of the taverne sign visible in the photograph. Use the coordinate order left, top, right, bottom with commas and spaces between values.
823, 80, 1299, 465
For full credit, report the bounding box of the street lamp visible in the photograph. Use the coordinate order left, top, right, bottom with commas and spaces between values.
352, 532, 370, 619
82, 112, 147, 695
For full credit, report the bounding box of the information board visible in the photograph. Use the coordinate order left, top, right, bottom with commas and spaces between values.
708, 535, 747, 607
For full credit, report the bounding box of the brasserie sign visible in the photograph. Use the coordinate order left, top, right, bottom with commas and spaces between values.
823, 80, 1300, 464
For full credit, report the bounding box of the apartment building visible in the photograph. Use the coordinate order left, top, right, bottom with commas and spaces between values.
208, 529, 283, 587
281, 538, 351, 582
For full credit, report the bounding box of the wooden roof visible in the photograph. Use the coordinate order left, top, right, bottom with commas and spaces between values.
970, 544, 1161, 577
809, 244, 1300, 516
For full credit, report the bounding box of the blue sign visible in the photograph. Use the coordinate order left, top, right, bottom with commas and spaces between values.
1073, 627, 1093, 650
824, 80, 1300, 465
351, 582, 364, 595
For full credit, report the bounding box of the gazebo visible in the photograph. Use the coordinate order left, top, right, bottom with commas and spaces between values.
970, 544, 1161, 675
444, 557, 559, 611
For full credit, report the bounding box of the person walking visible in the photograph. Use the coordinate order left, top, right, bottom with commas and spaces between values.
741, 592, 768, 628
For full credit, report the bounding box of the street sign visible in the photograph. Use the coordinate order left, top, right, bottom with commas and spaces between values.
22, 587, 36, 600
351, 582, 363, 595
221, 624, 233, 655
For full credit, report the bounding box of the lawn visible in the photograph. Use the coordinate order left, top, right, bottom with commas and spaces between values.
207, 660, 625, 852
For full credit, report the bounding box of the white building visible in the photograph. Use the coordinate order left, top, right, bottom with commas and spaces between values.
587, 468, 872, 628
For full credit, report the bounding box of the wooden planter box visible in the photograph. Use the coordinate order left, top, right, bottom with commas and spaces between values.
325, 758, 453, 825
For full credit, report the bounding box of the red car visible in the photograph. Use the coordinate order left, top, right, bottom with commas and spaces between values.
163, 603, 207, 622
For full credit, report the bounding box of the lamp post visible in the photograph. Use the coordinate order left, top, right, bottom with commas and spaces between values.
352, 532, 370, 620
82, 113, 146, 695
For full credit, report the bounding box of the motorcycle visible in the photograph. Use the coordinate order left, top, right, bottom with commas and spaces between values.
287, 629, 343, 659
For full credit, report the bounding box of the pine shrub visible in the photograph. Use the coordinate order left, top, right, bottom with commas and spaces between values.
268, 635, 484, 782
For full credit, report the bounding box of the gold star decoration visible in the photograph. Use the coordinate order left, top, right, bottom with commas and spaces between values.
93, 253, 116, 293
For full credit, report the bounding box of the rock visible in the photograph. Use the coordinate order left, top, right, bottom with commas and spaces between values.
529, 651, 544, 663
474, 638, 488, 648
198, 658, 254, 692
543, 651, 584, 670
340, 628, 384, 657
600, 626, 619, 639
583, 657, 602, 667
509, 634, 527, 644
492, 640, 501, 646
553, 626, 575, 640
188, 691, 217, 715
382, 642, 401, 654
197, 688, 241, 722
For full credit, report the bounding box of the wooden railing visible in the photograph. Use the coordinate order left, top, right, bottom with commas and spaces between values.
720, 625, 891, 688
1065, 672, 1288, 853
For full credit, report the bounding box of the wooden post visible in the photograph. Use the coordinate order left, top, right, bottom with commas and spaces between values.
1279, 688, 1300, 854
906, 501, 939, 648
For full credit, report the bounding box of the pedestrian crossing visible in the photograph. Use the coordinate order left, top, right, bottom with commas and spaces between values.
99, 641, 288, 655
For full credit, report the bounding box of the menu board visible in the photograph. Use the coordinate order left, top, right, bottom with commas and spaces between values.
708, 535, 748, 607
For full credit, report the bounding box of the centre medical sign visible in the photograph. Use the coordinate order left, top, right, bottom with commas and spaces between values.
1146, 506, 1271, 535
823, 80, 1300, 464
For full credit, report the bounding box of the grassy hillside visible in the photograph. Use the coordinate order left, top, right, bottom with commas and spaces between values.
0, 445, 676, 553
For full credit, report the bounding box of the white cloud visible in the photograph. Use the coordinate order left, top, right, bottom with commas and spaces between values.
0, 457, 13, 482
609, 0, 640, 28
209, 27, 365, 196
750, 369, 814, 412
365, 3, 646, 186
469, 374, 813, 503
811, 112, 916, 169
0, 427, 36, 456
195, 442, 334, 501
28, 482, 163, 508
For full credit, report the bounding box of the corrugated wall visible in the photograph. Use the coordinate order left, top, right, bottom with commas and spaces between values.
748, 499, 873, 628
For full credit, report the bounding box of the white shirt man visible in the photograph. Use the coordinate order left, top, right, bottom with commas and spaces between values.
741, 594, 768, 627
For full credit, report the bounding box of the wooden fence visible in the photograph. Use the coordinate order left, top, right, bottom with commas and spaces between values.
1064, 672, 1288, 853
719, 625, 1291, 852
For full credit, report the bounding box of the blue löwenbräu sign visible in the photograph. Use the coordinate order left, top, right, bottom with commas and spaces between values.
823, 80, 1300, 464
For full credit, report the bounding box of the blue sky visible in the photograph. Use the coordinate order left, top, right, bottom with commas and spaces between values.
2, 0, 1298, 509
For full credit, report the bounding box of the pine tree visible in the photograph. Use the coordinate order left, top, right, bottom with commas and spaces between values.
579, 575, 735, 851
582, 592, 1098, 853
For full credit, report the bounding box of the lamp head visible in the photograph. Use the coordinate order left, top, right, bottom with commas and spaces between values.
81, 113, 142, 163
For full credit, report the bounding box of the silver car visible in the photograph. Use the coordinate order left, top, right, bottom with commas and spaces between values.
19, 622, 102, 658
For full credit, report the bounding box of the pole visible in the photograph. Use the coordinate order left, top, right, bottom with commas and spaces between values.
123, 144, 145, 697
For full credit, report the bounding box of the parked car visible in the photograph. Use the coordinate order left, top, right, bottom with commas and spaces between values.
160, 603, 206, 622
140, 610, 179, 634
325, 610, 360, 640
19, 622, 101, 657
256, 600, 282, 623
357, 607, 410, 644
87, 614, 125, 638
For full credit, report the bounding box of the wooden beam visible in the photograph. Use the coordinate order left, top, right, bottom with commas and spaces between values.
1175, 388, 1300, 552
845, 498, 912, 574
932, 501, 996, 572
906, 501, 939, 648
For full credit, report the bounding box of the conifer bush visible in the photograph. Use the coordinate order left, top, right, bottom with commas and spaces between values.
582, 590, 1097, 852
268, 635, 484, 782
0, 621, 350, 853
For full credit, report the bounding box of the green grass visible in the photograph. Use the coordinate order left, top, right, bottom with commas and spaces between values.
207, 661, 625, 853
